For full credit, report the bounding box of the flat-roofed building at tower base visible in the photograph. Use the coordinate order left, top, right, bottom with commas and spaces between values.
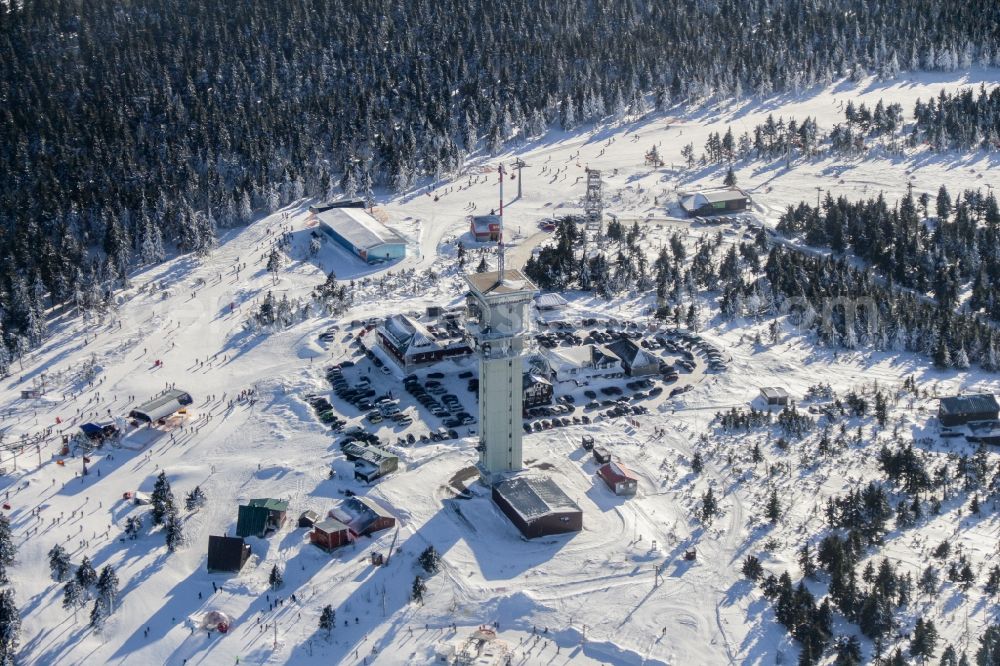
492, 476, 582, 539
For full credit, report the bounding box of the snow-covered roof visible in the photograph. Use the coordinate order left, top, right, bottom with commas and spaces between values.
129, 389, 193, 422
379, 314, 441, 355
534, 292, 568, 309
469, 215, 501, 233
680, 188, 749, 211
598, 461, 638, 484
604, 338, 655, 368
313, 518, 350, 534
315, 206, 406, 251
331, 496, 393, 534
342, 441, 397, 465
494, 476, 581, 521
939, 393, 999, 416
544, 345, 619, 371
523, 373, 551, 388
760, 387, 789, 401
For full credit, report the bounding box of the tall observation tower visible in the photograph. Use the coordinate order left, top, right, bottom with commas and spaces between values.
465, 268, 537, 484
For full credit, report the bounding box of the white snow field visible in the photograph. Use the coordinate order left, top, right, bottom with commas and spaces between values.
3, 69, 1000, 665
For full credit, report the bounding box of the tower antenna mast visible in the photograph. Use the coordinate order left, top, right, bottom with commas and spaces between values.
498, 162, 506, 281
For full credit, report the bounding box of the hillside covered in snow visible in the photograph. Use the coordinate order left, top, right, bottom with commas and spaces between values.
1, 37, 1000, 666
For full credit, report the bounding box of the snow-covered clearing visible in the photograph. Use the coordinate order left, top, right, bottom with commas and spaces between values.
3, 69, 1000, 665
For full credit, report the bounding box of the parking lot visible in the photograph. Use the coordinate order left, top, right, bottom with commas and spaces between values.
306, 314, 731, 457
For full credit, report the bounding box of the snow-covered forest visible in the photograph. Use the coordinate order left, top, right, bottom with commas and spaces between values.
3, 0, 1000, 362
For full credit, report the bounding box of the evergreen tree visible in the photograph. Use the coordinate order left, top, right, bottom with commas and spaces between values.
919, 565, 939, 596
959, 562, 975, 590
0, 517, 15, 585
723, 166, 737, 187
766, 488, 782, 523
269, 564, 283, 590
96, 566, 120, 613
89, 596, 109, 631
418, 546, 441, 575
48, 544, 71, 582
936, 185, 952, 220
985, 565, 1000, 596
834, 635, 863, 665
62, 580, 85, 620
911, 617, 939, 665
976, 624, 1000, 666
267, 249, 282, 283
798, 543, 816, 579
151, 471, 174, 526
700, 487, 719, 524
691, 452, 703, 474
124, 515, 143, 540
0, 588, 19, 663
75, 556, 97, 594
742, 555, 764, 581
185, 486, 207, 512
411, 575, 426, 604
319, 604, 335, 640
165, 510, 184, 552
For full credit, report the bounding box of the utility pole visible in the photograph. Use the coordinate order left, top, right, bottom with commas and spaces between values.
815, 186, 822, 209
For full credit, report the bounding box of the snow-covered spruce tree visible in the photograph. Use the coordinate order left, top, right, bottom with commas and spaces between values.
319, 605, 335, 640
151, 471, 174, 525
411, 576, 426, 604
742, 555, 763, 581
0, 588, 20, 663
985, 565, 1000, 596
266, 249, 282, 283
268, 564, 283, 590
124, 515, 143, 540
418, 546, 441, 575
699, 487, 718, 524
766, 489, 782, 524
723, 166, 737, 187
96, 566, 120, 613
75, 556, 97, 594
909, 617, 938, 665
185, 486, 207, 512
48, 544, 71, 582
62, 580, 85, 621
89, 595, 109, 631
833, 635, 862, 665
164, 510, 184, 553
0, 517, 15, 585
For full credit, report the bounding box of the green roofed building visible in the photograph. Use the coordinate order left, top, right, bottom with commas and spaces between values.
236, 498, 289, 538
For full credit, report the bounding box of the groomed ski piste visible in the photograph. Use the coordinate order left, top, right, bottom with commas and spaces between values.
3, 69, 1000, 665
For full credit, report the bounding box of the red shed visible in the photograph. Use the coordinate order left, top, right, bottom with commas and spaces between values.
469, 215, 501, 242
310, 518, 352, 551
597, 461, 638, 496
